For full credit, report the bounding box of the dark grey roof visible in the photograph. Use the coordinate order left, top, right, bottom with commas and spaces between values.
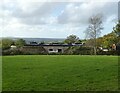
24, 44, 83, 47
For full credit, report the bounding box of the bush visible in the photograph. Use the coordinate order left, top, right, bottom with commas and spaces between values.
97, 50, 118, 55
2, 49, 11, 55
2, 48, 23, 55
64, 46, 94, 55
2, 46, 119, 55
2, 39, 14, 50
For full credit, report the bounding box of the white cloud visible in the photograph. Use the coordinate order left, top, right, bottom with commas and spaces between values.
1, 1, 118, 38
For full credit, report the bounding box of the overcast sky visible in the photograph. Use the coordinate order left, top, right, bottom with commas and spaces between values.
0, 0, 119, 39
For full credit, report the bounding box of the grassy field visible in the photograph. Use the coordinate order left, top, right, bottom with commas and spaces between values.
2, 55, 118, 91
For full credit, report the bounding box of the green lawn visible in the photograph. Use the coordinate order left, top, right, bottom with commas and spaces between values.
2, 55, 118, 91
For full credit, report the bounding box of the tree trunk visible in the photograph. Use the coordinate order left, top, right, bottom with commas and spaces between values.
94, 47, 96, 55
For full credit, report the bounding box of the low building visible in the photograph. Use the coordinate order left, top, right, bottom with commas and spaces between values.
22, 43, 83, 54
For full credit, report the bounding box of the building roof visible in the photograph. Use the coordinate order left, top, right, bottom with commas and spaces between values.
24, 43, 83, 47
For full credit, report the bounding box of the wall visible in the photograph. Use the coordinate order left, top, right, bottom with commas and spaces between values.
43, 46, 68, 53
21, 46, 47, 54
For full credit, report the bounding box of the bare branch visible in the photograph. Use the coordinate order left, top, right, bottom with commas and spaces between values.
84, 14, 104, 55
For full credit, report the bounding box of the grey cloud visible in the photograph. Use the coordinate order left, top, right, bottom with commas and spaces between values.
4, 2, 63, 25
2, 2, 118, 26
57, 2, 118, 25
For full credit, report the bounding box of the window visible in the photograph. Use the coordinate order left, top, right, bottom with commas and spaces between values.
49, 49, 53, 51
58, 49, 62, 53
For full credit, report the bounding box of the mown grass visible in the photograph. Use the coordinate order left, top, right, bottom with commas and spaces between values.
2, 55, 118, 91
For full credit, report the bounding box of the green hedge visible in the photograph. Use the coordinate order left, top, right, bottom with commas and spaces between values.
2, 47, 119, 55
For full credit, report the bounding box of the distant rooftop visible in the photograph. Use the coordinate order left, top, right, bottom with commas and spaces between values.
25, 43, 84, 47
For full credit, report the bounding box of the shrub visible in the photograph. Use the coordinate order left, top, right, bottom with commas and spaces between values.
97, 50, 118, 55
64, 46, 94, 55
2, 48, 23, 55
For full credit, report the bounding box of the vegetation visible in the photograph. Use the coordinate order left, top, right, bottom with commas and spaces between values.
3, 55, 118, 91
113, 20, 120, 45
2, 39, 14, 50
84, 14, 103, 55
84, 20, 120, 50
64, 46, 94, 55
64, 35, 81, 44
113, 20, 120, 37
14, 39, 26, 47
96, 32, 118, 48
2, 38, 26, 50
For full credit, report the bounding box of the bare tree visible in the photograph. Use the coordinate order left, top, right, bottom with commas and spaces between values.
84, 14, 104, 55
